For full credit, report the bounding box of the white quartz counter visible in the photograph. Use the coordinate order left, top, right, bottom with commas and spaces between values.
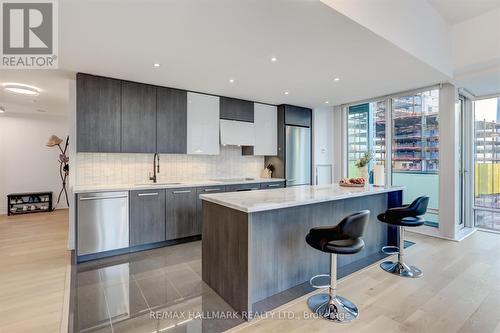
200, 184, 404, 213
73, 178, 285, 194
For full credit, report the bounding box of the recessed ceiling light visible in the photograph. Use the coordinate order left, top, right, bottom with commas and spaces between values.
325, 101, 329, 104
0, 106, 5, 113
271, 57, 277, 62
334, 77, 340, 82
153, 63, 161, 68
3, 83, 40, 96
284, 91, 289, 95
229, 79, 235, 83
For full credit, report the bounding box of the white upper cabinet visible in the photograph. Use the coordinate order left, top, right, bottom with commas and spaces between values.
253, 103, 277, 155
187, 92, 220, 155
220, 119, 255, 146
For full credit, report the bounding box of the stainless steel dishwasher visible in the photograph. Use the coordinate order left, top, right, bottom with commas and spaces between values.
77, 191, 129, 256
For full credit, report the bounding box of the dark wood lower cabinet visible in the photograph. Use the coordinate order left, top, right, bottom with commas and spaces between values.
165, 187, 198, 240
78, 182, 292, 260
129, 189, 166, 246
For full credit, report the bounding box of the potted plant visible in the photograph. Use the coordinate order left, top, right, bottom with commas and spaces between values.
355, 151, 373, 181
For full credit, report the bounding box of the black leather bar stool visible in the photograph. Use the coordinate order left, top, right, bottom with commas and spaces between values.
305, 210, 370, 322
377, 196, 429, 278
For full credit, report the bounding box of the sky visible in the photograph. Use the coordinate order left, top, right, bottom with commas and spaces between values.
475, 97, 500, 122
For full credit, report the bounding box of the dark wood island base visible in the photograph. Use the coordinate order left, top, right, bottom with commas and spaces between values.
202, 189, 402, 320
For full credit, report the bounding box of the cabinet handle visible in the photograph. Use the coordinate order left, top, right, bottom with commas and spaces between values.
173, 190, 191, 194
204, 188, 222, 192
138, 192, 159, 197
80, 195, 127, 201
236, 188, 259, 191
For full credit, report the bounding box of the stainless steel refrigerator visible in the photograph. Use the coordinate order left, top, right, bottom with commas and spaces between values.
285, 125, 311, 186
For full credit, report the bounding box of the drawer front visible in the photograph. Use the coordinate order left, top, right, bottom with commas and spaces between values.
260, 181, 285, 189
197, 185, 226, 195
225, 183, 261, 192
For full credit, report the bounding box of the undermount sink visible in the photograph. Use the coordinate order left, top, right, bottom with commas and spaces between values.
211, 178, 256, 183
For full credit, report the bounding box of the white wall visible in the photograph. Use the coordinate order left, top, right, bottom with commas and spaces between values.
321, 0, 453, 77
0, 114, 69, 215
452, 8, 500, 96
437, 83, 460, 239
313, 107, 334, 184
452, 8, 500, 73
332, 105, 344, 182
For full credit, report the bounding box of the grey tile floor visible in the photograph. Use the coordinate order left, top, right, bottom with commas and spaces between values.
72, 241, 244, 333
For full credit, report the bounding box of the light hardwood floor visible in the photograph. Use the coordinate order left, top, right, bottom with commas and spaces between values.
230, 231, 500, 333
0, 210, 70, 333
2, 209, 500, 333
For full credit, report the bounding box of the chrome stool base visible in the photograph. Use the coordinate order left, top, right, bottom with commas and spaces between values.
309, 274, 330, 289
381, 245, 399, 255
380, 261, 423, 278
308, 294, 359, 322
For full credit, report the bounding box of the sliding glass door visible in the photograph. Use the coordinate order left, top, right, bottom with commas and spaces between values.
474, 97, 500, 231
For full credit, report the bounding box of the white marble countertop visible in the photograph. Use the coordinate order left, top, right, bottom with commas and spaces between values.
73, 178, 285, 193
200, 184, 404, 213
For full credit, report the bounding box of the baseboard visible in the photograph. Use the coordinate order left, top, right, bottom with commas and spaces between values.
406, 226, 475, 242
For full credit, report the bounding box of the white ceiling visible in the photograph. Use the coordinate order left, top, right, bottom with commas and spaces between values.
1, 0, 451, 116
0, 70, 71, 116
428, 0, 500, 24
58, 0, 447, 108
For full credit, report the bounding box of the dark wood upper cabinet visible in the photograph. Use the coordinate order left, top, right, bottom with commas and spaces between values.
121, 81, 157, 153
156, 87, 187, 154
76, 74, 122, 152
284, 104, 311, 127
220, 97, 254, 122
129, 189, 166, 246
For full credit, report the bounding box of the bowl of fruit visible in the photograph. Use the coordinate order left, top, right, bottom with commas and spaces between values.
339, 177, 366, 187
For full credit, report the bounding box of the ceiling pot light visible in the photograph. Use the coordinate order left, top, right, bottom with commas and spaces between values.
229, 79, 235, 83
325, 101, 329, 104
153, 63, 161, 68
271, 57, 277, 62
284, 91, 289, 95
3, 83, 40, 96
334, 77, 340, 82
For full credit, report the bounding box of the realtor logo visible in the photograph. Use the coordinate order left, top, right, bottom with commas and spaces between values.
1, 0, 58, 68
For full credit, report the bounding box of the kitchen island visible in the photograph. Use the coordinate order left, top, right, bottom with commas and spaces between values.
200, 184, 403, 319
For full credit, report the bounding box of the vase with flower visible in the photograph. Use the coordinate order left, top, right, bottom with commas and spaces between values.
354, 151, 373, 182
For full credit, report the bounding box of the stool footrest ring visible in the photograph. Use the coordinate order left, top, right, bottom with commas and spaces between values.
309, 274, 330, 289
381, 245, 399, 255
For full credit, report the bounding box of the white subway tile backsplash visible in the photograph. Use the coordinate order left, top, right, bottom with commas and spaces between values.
75, 146, 265, 186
